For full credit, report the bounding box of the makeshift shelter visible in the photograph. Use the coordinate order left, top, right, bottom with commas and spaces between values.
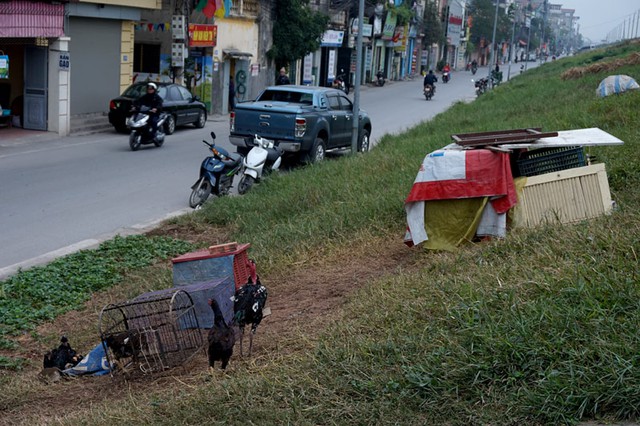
596, 75, 639, 97
404, 128, 624, 250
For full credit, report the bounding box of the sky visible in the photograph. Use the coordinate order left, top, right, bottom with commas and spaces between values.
557, 0, 640, 43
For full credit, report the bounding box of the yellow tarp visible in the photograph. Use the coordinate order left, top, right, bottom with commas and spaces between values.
423, 197, 488, 251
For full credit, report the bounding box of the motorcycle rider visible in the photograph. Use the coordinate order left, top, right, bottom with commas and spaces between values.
423, 69, 438, 93
442, 63, 451, 82
133, 82, 163, 137
471, 59, 478, 72
276, 67, 290, 85
376, 69, 385, 85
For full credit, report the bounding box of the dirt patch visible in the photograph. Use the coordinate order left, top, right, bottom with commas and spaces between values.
0, 230, 420, 425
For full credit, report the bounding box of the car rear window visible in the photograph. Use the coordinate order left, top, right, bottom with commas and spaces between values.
122, 84, 167, 99
257, 90, 312, 105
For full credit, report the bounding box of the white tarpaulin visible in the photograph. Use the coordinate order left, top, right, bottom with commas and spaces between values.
596, 75, 639, 97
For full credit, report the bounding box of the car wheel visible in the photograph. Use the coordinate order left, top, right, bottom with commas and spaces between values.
358, 129, 370, 153
304, 137, 326, 164
164, 115, 176, 135
194, 110, 206, 128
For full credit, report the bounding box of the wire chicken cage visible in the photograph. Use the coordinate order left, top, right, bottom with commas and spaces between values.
98, 289, 205, 375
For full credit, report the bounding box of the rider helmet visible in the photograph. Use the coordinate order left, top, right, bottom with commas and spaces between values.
147, 82, 157, 91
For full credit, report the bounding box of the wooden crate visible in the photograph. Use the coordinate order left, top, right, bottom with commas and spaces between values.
516, 163, 613, 228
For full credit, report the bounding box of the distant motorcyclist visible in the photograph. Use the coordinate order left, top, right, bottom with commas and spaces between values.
442, 63, 451, 73
423, 69, 438, 92
471, 59, 478, 74
133, 82, 163, 135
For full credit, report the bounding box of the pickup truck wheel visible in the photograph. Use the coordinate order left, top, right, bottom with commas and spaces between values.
358, 129, 370, 153
305, 138, 326, 164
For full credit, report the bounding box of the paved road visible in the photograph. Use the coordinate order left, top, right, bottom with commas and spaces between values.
0, 68, 487, 278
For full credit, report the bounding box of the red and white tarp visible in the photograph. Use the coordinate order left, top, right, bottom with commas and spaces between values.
404, 148, 517, 247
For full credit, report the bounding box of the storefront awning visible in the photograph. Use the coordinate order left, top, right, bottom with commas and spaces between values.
0, 0, 65, 38
223, 49, 253, 59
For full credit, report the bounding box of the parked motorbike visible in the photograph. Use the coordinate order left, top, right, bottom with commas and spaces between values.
189, 131, 244, 208
473, 78, 489, 97
376, 71, 385, 87
237, 134, 284, 195
442, 71, 450, 83
423, 84, 435, 101
127, 105, 168, 151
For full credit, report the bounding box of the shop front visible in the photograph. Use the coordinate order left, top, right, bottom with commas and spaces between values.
0, 0, 66, 132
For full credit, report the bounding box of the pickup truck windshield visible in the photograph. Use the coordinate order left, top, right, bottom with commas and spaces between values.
257, 90, 313, 105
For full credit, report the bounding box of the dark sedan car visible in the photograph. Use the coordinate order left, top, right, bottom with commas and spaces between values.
108, 82, 207, 134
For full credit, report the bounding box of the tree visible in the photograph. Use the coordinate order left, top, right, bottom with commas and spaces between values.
267, 0, 329, 72
467, 0, 512, 52
422, 0, 444, 48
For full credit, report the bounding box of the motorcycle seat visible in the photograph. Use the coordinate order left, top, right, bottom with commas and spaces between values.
224, 152, 243, 166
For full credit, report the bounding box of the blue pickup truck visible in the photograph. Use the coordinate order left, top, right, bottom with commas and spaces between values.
229, 85, 372, 163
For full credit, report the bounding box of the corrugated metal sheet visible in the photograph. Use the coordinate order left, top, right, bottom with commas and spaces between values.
0, 1, 65, 38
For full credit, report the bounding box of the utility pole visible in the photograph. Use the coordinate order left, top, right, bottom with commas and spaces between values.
507, 5, 517, 81
524, 13, 531, 71
350, 0, 364, 154
488, 0, 500, 78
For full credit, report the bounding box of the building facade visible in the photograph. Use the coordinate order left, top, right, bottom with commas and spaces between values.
0, 0, 161, 135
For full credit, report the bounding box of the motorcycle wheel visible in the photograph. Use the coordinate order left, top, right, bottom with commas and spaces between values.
237, 175, 255, 195
154, 134, 164, 147
129, 133, 142, 151
189, 178, 212, 208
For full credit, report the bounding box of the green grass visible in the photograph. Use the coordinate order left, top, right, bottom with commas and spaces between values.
2, 41, 640, 424
0, 235, 194, 357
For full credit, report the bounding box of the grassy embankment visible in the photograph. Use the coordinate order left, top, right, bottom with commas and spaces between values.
1, 41, 640, 425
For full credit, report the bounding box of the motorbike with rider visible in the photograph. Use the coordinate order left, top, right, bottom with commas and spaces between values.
423, 70, 438, 100
442, 63, 451, 83
128, 82, 166, 150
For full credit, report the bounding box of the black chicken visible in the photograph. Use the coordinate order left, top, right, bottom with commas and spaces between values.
232, 275, 268, 357
207, 297, 235, 370
43, 336, 82, 371
104, 330, 141, 361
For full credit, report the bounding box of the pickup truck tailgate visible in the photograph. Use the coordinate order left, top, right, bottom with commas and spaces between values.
234, 102, 307, 139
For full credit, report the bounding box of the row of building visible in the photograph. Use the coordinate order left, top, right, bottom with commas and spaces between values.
0, 0, 579, 137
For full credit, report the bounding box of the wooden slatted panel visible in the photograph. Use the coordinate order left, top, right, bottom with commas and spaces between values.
517, 164, 612, 228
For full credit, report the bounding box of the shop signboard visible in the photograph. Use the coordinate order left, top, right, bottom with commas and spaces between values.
447, 1, 464, 46
321, 30, 344, 47
303, 53, 313, 85
382, 11, 396, 40
189, 24, 217, 47
0, 55, 8, 78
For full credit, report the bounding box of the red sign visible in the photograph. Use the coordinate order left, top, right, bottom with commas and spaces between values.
189, 24, 217, 47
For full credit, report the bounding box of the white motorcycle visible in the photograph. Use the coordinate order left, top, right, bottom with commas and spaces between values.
237, 134, 283, 195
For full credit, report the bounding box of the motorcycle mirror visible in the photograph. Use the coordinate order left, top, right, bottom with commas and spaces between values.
210, 131, 216, 140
